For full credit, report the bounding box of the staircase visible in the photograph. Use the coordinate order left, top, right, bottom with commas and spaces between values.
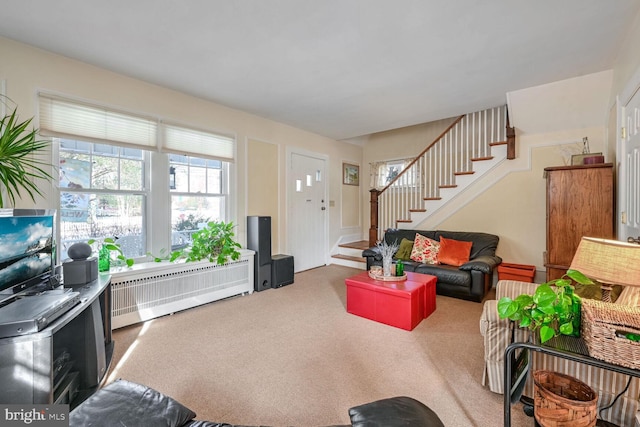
369, 105, 513, 244
332, 240, 369, 269
330, 105, 514, 269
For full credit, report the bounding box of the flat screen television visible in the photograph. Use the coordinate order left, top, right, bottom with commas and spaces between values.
0, 209, 56, 307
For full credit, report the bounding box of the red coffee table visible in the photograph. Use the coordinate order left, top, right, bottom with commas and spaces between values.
345, 271, 437, 331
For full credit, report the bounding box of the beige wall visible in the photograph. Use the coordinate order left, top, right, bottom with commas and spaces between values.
341, 179, 360, 228
247, 139, 279, 252
612, 8, 640, 102
0, 36, 362, 256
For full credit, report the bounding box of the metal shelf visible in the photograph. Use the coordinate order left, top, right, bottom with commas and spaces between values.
503, 335, 640, 427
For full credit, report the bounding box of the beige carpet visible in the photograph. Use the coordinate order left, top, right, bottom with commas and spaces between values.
107, 264, 530, 426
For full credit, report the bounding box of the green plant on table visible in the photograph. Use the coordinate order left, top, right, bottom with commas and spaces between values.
88, 237, 135, 268
497, 269, 593, 343
149, 221, 241, 265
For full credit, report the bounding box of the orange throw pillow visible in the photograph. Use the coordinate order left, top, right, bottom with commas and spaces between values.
438, 237, 473, 266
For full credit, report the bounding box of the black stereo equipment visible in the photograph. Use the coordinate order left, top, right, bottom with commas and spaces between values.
271, 254, 294, 288
247, 216, 272, 291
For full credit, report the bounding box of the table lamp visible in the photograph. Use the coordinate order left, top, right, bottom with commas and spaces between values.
569, 237, 640, 303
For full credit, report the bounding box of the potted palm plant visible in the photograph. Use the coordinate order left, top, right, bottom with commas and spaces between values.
0, 99, 53, 207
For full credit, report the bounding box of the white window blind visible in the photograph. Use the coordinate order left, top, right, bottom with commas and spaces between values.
163, 123, 235, 162
39, 93, 158, 149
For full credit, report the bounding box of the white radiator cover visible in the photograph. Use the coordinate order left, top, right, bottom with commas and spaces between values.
109, 249, 254, 329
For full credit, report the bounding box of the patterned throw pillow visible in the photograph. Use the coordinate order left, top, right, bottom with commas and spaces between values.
410, 233, 440, 264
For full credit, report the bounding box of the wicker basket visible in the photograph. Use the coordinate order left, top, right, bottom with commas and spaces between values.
533, 370, 598, 427
581, 298, 640, 369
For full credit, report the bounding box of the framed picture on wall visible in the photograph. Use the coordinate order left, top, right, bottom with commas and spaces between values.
343, 163, 359, 186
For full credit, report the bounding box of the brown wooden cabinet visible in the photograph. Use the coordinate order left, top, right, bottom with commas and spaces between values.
544, 163, 614, 281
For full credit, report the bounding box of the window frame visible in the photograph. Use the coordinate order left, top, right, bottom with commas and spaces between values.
43, 93, 236, 262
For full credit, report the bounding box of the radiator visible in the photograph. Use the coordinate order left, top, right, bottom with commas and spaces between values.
109, 249, 254, 329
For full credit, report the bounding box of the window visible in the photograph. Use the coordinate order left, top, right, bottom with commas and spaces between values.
40, 93, 236, 262
169, 154, 228, 250
370, 158, 415, 189
58, 139, 147, 260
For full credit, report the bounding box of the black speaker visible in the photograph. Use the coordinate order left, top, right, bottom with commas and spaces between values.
247, 216, 272, 291
271, 254, 294, 288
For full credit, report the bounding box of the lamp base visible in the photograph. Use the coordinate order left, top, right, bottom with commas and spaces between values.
601, 284, 613, 303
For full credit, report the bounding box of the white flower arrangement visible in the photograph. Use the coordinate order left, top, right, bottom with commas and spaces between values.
376, 240, 399, 261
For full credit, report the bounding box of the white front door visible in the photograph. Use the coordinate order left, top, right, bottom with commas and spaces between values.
622, 87, 640, 244
287, 151, 327, 272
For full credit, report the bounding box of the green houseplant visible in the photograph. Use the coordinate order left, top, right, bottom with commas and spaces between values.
0, 101, 53, 207
88, 237, 135, 271
497, 269, 593, 343
150, 220, 241, 265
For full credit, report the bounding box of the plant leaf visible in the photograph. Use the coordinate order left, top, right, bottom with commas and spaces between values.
559, 321, 573, 336
497, 297, 517, 318
539, 325, 555, 343
566, 269, 594, 285
533, 284, 557, 306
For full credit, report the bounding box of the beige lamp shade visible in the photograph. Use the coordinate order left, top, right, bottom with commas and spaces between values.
570, 237, 640, 302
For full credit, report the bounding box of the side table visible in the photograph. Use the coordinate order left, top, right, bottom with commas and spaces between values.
503, 336, 640, 427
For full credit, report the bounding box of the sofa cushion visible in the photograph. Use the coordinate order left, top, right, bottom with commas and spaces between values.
437, 237, 472, 267
415, 264, 471, 288
70, 379, 197, 427
395, 238, 414, 260
349, 396, 444, 427
410, 233, 440, 264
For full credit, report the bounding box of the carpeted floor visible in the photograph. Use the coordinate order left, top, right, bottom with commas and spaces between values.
108, 264, 530, 426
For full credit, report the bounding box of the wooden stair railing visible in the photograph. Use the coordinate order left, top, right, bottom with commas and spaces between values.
369, 105, 515, 246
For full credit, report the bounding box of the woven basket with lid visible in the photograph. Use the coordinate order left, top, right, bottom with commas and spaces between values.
581, 298, 640, 369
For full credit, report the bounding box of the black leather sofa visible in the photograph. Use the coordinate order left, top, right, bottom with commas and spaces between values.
362, 229, 501, 302
69, 379, 444, 427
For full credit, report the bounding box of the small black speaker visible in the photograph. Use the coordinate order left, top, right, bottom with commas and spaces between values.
271, 254, 294, 288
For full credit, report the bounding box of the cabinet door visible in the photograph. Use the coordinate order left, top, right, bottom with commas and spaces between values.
546, 165, 614, 280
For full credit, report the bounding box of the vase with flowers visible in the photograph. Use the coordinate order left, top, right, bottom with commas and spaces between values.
376, 240, 399, 277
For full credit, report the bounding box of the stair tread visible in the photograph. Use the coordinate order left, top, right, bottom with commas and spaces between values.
339, 240, 369, 250
332, 254, 365, 263
471, 156, 494, 161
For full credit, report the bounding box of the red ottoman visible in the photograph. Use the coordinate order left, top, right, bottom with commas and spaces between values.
404, 271, 437, 319
345, 271, 437, 331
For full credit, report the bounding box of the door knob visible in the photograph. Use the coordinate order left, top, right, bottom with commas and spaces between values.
321, 207, 326, 210
628, 236, 640, 245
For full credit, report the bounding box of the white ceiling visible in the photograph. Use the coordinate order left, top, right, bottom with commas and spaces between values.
1, 0, 638, 140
